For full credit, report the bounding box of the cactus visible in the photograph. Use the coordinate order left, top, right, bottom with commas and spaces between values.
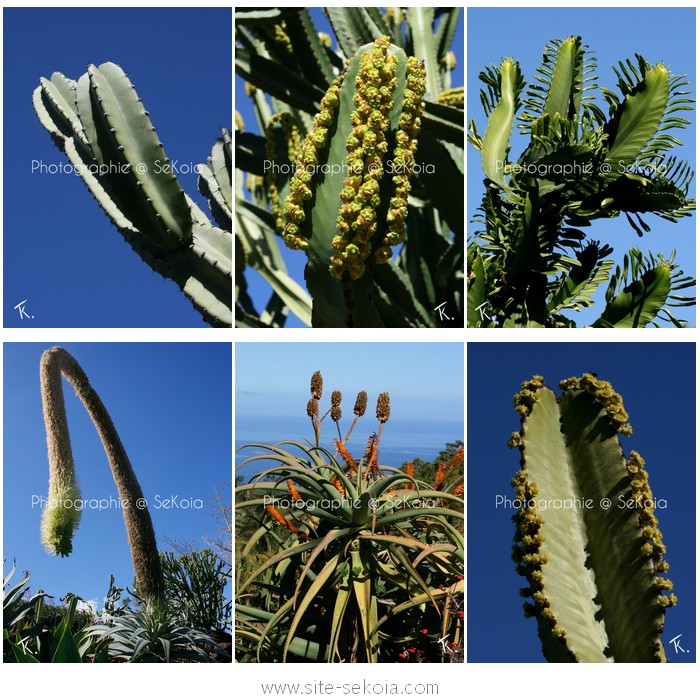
40, 347, 162, 603
33, 63, 232, 327
508, 373, 676, 662
235, 8, 464, 328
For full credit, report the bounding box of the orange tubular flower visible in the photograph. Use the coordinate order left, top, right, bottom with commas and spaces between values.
452, 484, 464, 498
335, 439, 357, 470
406, 461, 414, 478
332, 476, 346, 496
451, 446, 464, 468
287, 479, 302, 501
266, 504, 307, 540
434, 462, 446, 487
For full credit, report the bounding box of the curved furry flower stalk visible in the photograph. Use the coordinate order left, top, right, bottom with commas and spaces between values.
265, 504, 307, 540
287, 480, 302, 502
39, 347, 162, 603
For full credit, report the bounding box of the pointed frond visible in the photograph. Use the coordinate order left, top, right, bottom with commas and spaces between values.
593, 248, 695, 327
603, 57, 694, 174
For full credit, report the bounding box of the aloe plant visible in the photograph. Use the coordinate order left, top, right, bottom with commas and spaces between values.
235, 371, 464, 662
468, 37, 696, 327
33, 63, 232, 327
236, 8, 464, 327
508, 374, 676, 662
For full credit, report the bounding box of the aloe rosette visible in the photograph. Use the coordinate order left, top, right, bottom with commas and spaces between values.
508, 374, 676, 662
33, 63, 232, 326
235, 441, 463, 662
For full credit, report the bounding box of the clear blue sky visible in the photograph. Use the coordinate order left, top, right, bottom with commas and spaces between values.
236, 342, 464, 421
468, 7, 696, 327
3, 8, 231, 328
236, 9, 464, 327
4, 343, 232, 609
467, 342, 695, 662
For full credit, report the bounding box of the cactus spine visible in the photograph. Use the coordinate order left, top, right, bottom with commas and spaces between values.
33, 64, 232, 326
40, 347, 163, 603
509, 373, 676, 662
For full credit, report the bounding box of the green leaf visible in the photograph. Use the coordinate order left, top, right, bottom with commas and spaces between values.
482, 60, 517, 188
592, 263, 671, 327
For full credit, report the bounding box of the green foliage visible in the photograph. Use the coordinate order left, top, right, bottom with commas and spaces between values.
236, 8, 464, 327
86, 602, 227, 663
509, 373, 676, 662
160, 550, 232, 633
33, 65, 232, 326
235, 372, 464, 662
468, 37, 695, 327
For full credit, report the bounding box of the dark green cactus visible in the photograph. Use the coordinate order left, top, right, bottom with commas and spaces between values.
33, 63, 232, 327
509, 373, 676, 662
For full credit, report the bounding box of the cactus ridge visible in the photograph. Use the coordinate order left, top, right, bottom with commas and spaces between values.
509, 374, 675, 662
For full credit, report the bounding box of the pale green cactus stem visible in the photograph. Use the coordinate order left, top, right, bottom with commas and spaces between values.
508, 373, 676, 662
33, 63, 232, 327
40, 347, 163, 603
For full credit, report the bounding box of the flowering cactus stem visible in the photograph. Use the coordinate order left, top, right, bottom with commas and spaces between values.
280, 37, 426, 327
510, 374, 675, 662
39, 347, 163, 603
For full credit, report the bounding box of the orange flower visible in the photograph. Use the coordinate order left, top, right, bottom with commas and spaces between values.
335, 439, 357, 470
265, 504, 307, 540
364, 434, 378, 475
332, 476, 346, 496
287, 479, 302, 501
406, 461, 414, 478
452, 484, 464, 498
450, 446, 464, 469
434, 462, 446, 487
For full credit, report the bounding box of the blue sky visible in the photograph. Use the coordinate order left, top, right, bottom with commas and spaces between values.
468, 7, 696, 327
236, 342, 464, 473
236, 8, 464, 327
467, 342, 696, 662
3, 343, 232, 609
3, 8, 231, 328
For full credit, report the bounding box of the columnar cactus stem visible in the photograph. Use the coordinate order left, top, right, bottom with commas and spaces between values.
508, 373, 676, 662
40, 347, 163, 603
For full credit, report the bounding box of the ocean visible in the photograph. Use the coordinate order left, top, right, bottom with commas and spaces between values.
235, 414, 463, 481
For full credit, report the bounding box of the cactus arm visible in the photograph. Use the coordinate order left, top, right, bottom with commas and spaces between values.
512, 376, 674, 662
405, 7, 441, 99
87, 63, 192, 248
40, 347, 162, 603
198, 129, 233, 231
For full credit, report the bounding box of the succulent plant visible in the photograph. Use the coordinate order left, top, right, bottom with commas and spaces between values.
33, 63, 232, 326
508, 373, 676, 661
236, 8, 464, 328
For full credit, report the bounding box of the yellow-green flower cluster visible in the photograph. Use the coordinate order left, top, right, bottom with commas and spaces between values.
440, 51, 457, 71
377, 56, 426, 264
507, 431, 522, 449
626, 451, 676, 608
578, 373, 632, 436
265, 113, 304, 233
282, 76, 344, 250
437, 87, 464, 108
511, 470, 571, 646
513, 375, 545, 417
330, 36, 397, 279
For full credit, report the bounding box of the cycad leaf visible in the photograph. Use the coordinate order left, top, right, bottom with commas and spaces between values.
604, 65, 669, 175
481, 60, 517, 188
592, 263, 671, 327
